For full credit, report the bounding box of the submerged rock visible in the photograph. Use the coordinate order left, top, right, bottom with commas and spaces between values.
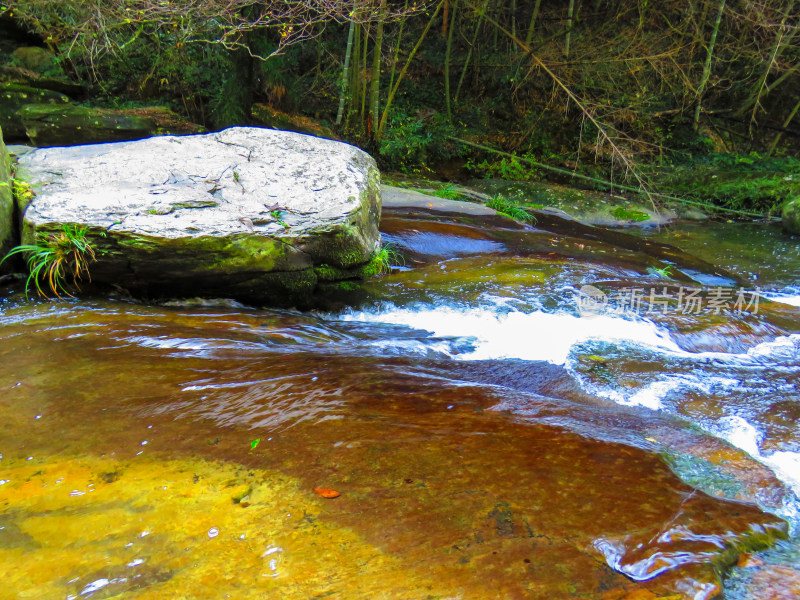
0, 83, 70, 140
783, 198, 800, 235
18, 103, 159, 146
0, 64, 86, 97
16, 127, 381, 304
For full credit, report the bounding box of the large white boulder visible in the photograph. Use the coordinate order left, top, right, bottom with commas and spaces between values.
16, 127, 381, 303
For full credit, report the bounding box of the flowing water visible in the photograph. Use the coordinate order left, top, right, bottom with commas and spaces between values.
1, 200, 799, 599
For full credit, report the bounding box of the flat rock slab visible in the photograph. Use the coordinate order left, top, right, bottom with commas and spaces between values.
381, 184, 498, 216
17, 127, 381, 303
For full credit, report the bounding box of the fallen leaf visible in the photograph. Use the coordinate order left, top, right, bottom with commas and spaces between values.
313, 487, 340, 499
737, 552, 765, 568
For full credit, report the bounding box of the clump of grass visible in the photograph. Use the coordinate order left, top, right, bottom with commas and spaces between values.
432, 183, 464, 200
1, 224, 97, 298
12, 179, 34, 204
372, 243, 405, 275
485, 194, 537, 224
611, 206, 651, 222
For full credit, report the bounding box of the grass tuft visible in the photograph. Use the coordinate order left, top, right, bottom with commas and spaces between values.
1, 224, 97, 298
484, 194, 537, 224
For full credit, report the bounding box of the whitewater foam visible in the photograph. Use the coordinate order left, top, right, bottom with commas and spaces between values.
763, 292, 800, 307
338, 303, 800, 519
341, 305, 681, 365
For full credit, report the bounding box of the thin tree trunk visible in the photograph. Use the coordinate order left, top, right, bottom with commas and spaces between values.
455, 0, 489, 104
377, 0, 444, 140
765, 62, 800, 97
736, 0, 796, 121
768, 98, 800, 156
693, 0, 726, 132
511, 0, 516, 39
388, 0, 409, 94
444, 0, 459, 123
336, 3, 357, 126
565, 0, 576, 58
524, 0, 542, 47
370, 0, 387, 139
348, 21, 361, 124
360, 23, 369, 123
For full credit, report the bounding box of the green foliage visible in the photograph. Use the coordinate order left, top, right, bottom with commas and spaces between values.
432, 183, 463, 199
12, 179, 34, 204
611, 206, 650, 222
647, 265, 674, 279
655, 154, 800, 213
1, 225, 96, 298
371, 243, 405, 276
205, 48, 251, 129
484, 194, 537, 224
467, 154, 540, 181
270, 209, 289, 228
378, 109, 457, 172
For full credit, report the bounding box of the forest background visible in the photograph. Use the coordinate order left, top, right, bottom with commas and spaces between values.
3, 0, 800, 215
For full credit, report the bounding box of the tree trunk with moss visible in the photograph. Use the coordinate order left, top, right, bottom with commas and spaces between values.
693, 0, 726, 132
370, 0, 387, 140
336, 4, 357, 126
444, 0, 458, 123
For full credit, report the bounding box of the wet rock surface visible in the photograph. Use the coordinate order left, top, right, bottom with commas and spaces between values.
18, 103, 159, 146
0, 303, 790, 600
0, 83, 70, 139
783, 198, 800, 235
465, 178, 687, 227
2, 176, 798, 599
16, 127, 381, 303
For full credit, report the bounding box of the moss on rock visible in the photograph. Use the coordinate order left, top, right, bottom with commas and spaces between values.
18, 103, 157, 146
0, 83, 70, 140
0, 125, 13, 270
18, 127, 383, 305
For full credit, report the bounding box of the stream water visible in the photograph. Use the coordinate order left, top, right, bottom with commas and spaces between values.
1, 199, 799, 599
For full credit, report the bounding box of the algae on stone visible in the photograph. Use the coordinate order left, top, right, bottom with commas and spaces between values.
0, 124, 13, 269
18, 103, 158, 146
17, 127, 382, 304
0, 83, 70, 140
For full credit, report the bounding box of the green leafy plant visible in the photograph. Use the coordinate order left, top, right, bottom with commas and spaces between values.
372, 243, 405, 276
12, 179, 34, 204
485, 194, 537, 224
650, 265, 673, 279
378, 109, 457, 173
1, 224, 97, 298
611, 206, 651, 222
466, 154, 540, 181
270, 209, 289, 228
432, 183, 463, 200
